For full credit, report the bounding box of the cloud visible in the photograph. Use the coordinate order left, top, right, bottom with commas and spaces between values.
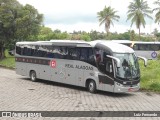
46, 22, 103, 33
44, 14, 97, 25
17, 0, 158, 33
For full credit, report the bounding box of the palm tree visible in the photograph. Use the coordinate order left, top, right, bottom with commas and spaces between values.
153, 0, 160, 24
97, 6, 120, 36
127, 0, 152, 40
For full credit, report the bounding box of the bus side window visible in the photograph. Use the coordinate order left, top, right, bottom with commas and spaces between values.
145, 44, 150, 51
52, 46, 61, 58
80, 48, 88, 61
16, 46, 21, 55
139, 44, 146, 50
75, 48, 80, 60
88, 48, 95, 62
27, 47, 32, 56
151, 44, 159, 51
23, 47, 28, 56
88, 48, 96, 66
133, 44, 138, 50
95, 48, 103, 63
61, 47, 68, 59
68, 47, 76, 60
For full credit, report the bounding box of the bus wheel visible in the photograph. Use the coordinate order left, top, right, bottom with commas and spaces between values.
30, 71, 37, 82
88, 80, 96, 93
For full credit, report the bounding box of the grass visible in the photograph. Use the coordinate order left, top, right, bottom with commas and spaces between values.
0, 50, 15, 68
140, 60, 160, 92
0, 51, 160, 92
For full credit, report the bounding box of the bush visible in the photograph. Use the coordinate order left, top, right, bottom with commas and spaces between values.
157, 51, 160, 60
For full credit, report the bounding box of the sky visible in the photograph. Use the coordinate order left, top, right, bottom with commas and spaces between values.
17, 0, 159, 34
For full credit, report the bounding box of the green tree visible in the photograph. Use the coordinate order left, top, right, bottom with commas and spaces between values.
0, 0, 22, 59
36, 26, 53, 41
52, 30, 70, 40
80, 32, 91, 41
97, 6, 120, 36
89, 30, 99, 40
15, 4, 43, 40
153, 0, 160, 24
0, 0, 43, 59
54, 29, 61, 34
130, 30, 136, 41
89, 30, 105, 40
127, 0, 152, 40
152, 28, 158, 35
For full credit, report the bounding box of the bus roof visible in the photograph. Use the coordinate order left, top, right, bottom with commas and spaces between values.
111, 40, 160, 44
16, 41, 52, 45
16, 40, 91, 47
16, 40, 135, 53
50, 39, 86, 43
91, 40, 134, 53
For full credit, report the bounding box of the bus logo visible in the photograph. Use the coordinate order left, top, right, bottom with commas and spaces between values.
151, 51, 157, 58
50, 60, 56, 68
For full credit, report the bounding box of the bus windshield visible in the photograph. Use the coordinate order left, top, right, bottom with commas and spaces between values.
113, 53, 140, 79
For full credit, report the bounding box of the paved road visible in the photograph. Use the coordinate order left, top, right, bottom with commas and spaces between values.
0, 68, 160, 120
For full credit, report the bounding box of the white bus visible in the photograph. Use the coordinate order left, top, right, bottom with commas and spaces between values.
112, 40, 160, 60
15, 40, 147, 93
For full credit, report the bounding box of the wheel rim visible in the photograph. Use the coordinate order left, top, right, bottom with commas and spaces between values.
89, 82, 94, 91
31, 72, 36, 81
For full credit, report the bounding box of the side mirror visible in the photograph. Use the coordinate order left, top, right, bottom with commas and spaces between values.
137, 56, 147, 67
106, 55, 121, 68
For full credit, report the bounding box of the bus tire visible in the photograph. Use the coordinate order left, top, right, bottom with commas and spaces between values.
30, 71, 37, 82
88, 80, 96, 93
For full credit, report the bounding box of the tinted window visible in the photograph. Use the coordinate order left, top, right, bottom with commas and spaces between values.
139, 44, 146, 50
133, 44, 160, 51
133, 44, 138, 50
151, 44, 159, 51
26, 47, 32, 56
16, 44, 97, 66
88, 48, 96, 66
52, 46, 61, 58
145, 44, 150, 50
23, 47, 28, 55
67, 47, 75, 59
80, 48, 88, 61
60, 47, 68, 59
16, 46, 21, 55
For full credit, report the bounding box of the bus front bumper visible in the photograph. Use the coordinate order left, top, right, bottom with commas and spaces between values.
114, 83, 140, 93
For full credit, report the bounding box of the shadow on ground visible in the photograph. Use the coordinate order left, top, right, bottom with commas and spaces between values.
21, 77, 135, 98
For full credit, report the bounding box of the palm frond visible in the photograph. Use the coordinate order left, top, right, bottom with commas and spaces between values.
153, 7, 160, 12
99, 18, 106, 26
154, 0, 160, 6
127, 0, 152, 32
97, 6, 120, 33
